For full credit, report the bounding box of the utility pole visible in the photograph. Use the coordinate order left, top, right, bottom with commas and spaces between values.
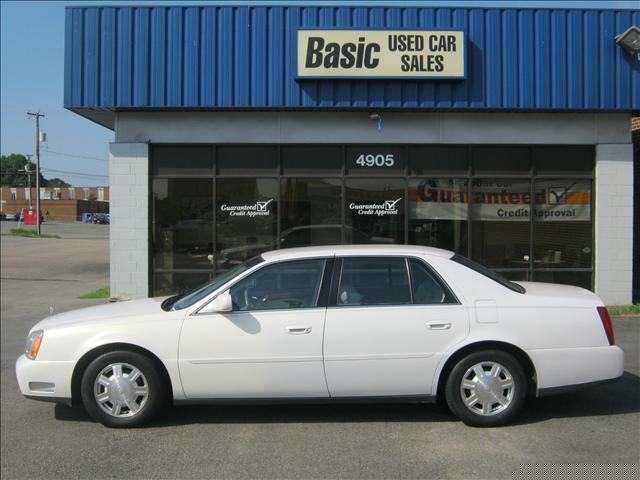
26, 111, 45, 234
24, 154, 32, 208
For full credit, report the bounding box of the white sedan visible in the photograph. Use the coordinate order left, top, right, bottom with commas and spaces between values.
16, 245, 623, 428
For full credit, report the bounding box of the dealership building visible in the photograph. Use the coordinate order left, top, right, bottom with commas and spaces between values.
63, 3, 639, 303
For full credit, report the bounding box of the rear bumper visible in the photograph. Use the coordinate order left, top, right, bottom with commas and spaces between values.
15, 354, 74, 404
528, 345, 624, 395
537, 377, 619, 397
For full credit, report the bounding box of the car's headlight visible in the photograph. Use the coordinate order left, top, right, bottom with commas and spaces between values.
25, 330, 44, 360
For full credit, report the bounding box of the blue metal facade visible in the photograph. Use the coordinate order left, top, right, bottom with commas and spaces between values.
64, 5, 640, 112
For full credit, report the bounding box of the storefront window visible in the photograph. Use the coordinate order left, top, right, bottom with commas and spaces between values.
346, 146, 405, 176
472, 147, 530, 175
532, 179, 592, 269
217, 146, 277, 175
282, 146, 342, 175
150, 144, 594, 296
471, 179, 531, 269
152, 178, 213, 270
153, 271, 212, 297
215, 178, 278, 271
281, 178, 342, 248
345, 179, 404, 244
152, 146, 213, 176
409, 146, 468, 175
409, 178, 468, 252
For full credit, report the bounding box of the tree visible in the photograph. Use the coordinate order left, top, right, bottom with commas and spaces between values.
44, 177, 71, 187
1, 154, 70, 187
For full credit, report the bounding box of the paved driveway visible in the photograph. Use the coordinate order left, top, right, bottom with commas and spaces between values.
1, 225, 638, 479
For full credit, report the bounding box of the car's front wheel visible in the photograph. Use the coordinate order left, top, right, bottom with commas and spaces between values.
445, 349, 527, 427
80, 350, 167, 428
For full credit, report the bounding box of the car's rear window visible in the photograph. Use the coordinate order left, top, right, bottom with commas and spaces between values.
451, 254, 526, 294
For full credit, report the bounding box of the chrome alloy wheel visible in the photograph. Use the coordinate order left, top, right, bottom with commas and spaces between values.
459, 361, 515, 416
93, 363, 149, 418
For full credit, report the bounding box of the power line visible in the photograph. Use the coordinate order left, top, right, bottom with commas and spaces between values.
42, 149, 108, 163
41, 168, 108, 178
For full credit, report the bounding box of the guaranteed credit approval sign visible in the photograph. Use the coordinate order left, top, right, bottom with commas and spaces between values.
297, 29, 465, 79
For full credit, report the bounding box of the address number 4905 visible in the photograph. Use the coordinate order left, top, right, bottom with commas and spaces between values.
355, 154, 395, 167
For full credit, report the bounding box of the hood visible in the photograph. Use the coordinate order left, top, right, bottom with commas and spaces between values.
33, 297, 168, 331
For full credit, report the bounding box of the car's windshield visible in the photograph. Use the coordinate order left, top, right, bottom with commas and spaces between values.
451, 254, 526, 294
166, 256, 264, 311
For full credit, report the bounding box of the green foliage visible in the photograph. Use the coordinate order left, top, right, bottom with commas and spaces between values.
43, 177, 70, 187
79, 286, 110, 299
88, 193, 97, 202
4, 228, 60, 239
1, 154, 70, 187
607, 304, 640, 316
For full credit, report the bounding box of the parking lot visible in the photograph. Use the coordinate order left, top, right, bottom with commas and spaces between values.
1, 222, 638, 479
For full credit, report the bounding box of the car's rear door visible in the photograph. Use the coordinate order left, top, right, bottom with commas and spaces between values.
179, 257, 333, 398
323, 256, 469, 397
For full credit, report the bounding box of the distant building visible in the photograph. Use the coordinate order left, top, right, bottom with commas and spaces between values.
0, 186, 109, 221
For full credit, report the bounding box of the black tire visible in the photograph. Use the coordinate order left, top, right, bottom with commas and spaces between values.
445, 349, 527, 427
80, 350, 167, 428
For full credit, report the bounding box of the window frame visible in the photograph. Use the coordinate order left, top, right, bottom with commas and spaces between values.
207, 257, 333, 313
408, 257, 460, 305
329, 255, 460, 308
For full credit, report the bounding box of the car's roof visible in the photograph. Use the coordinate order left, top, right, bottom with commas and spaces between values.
261, 244, 455, 261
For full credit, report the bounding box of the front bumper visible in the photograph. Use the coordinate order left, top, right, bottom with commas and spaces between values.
15, 354, 74, 405
529, 345, 624, 395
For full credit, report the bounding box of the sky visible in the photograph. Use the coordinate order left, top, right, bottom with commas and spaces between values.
1, 0, 638, 187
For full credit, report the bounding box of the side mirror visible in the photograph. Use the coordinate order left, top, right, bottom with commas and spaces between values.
200, 291, 233, 314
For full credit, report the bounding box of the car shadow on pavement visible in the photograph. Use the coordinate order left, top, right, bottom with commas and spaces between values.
54, 371, 640, 428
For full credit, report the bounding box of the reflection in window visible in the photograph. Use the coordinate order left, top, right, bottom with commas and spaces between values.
152, 178, 213, 270
471, 179, 531, 268
230, 259, 325, 311
153, 271, 212, 297
281, 178, 342, 248
216, 178, 277, 271
531, 271, 592, 290
533, 179, 592, 268
345, 179, 404, 244
409, 178, 468, 252
338, 257, 411, 306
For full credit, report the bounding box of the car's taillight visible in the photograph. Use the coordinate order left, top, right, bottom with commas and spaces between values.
596, 306, 615, 345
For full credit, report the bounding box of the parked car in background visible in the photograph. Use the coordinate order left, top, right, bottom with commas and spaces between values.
16, 245, 623, 428
5, 212, 21, 221
0, 212, 6, 221
93, 213, 109, 225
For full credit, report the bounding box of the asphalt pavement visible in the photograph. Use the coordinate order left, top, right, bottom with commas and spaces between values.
1, 222, 638, 479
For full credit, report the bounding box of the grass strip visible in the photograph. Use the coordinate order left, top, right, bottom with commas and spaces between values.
607, 304, 640, 316
2, 228, 60, 239
79, 287, 110, 299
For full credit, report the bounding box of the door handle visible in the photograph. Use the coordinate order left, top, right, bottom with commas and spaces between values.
427, 321, 451, 330
286, 326, 312, 335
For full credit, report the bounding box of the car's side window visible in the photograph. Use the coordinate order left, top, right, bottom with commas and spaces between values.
337, 257, 411, 306
229, 259, 326, 311
409, 259, 457, 305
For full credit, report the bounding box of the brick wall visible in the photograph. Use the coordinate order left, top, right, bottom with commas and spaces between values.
0, 186, 109, 203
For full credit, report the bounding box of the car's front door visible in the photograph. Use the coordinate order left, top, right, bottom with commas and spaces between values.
323, 256, 469, 397
179, 258, 332, 398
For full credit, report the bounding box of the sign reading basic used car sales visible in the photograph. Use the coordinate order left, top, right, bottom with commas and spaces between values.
297, 29, 465, 79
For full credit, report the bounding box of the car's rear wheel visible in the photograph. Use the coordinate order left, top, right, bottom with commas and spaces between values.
445, 349, 526, 427
80, 350, 166, 428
